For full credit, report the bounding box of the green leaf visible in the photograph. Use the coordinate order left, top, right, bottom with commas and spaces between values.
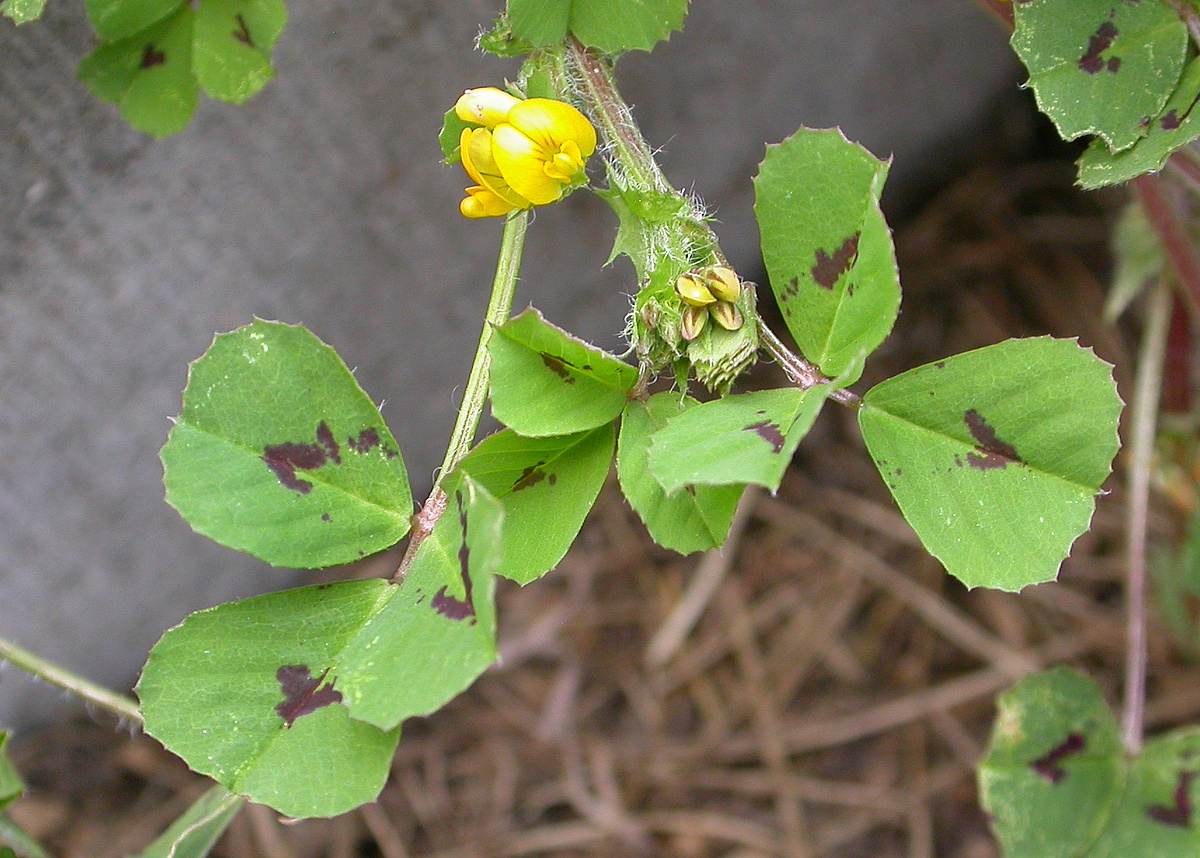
0, 735, 21, 810
85, 0, 180, 41
135, 785, 244, 858
0, 0, 47, 25
161, 319, 413, 569
439, 106, 470, 164
647, 387, 828, 494
78, 6, 199, 138
1011, 0, 1188, 152
454, 425, 614, 584
143, 478, 501, 813
980, 667, 1200, 858
192, 0, 286, 104
335, 475, 503, 728
1078, 56, 1200, 190
754, 128, 900, 384
488, 308, 637, 437
138, 579, 403, 819
858, 337, 1122, 592
618, 394, 743, 554
507, 0, 688, 53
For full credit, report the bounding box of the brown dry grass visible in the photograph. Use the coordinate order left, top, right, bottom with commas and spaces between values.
9, 152, 1200, 858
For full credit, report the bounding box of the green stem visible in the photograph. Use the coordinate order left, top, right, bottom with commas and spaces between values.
0, 636, 141, 725
395, 209, 529, 581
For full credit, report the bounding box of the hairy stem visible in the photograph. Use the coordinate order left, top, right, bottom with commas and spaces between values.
565, 36, 672, 196
757, 321, 861, 407
0, 636, 142, 725
395, 210, 529, 580
1122, 282, 1172, 755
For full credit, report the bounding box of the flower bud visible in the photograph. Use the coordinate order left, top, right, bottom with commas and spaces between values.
703, 266, 742, 302
680, 305, 709, 341
455, 87, 521, 128
675, 273, 716, 307
708, 300, 744, 331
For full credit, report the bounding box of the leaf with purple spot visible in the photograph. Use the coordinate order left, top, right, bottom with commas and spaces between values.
1011, 0, 1187, 152
78, 5, 200, 138
618, 394, 743, 554
981, 667, 1200, 857
192, 0, 287, 104
488, 308, 637, 437
335, 475, 502, 728
161, 319, 413, 568
139, 480, 499, 817
753, 128, 899, 384
859, 337, 1121, 591
1078, 55, 1200, 190
450, 424, 614, 584
646, 387, 828, 494
137, 579, 402, 819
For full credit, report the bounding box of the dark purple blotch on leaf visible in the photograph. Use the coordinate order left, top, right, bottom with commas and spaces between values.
262, 420, 341, 493
1031, 732, 1086, 784
811, 233, 860, 290
512, 461, 548, 492
232, 12, 255, 47
1163, 110, 1182, 130
964, 408, 1022, 471
347, 428, 380, 454
745, 420, 786, 454
140, 43, 166, 68
540, 353, 576, 384
1148, 771, 1196, 828
1079, 21, 1119, 75
431, 499, 477, 625
275, 665, 342, 727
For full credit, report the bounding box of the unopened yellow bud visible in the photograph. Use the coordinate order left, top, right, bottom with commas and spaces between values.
709, 300, 744, 331
676, 273, 717, 307
455, 87, 522, 128
704, 266, 742, 302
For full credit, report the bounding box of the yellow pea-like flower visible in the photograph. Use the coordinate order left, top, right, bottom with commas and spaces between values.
453, 88, 597, 219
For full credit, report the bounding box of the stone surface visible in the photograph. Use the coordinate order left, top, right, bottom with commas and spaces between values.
0, 0, 1018, 727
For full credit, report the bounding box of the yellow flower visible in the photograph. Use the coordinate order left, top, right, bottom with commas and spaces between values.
453, 87, 597, 219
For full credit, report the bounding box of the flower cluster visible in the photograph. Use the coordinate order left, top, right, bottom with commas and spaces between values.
675, 265, 745, 340
454, 87, 597, 219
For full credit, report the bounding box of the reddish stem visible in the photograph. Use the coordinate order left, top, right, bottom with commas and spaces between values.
1133, 174, 1200, 321
1163, 293, 1194, 414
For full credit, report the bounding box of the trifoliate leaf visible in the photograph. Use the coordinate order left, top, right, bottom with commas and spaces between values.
859, 337, 1122, 591
981, 667, 1200, 858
